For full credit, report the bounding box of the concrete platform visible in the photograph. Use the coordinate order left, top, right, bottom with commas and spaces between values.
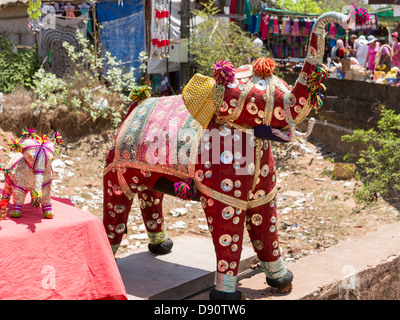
192, 221, 400, 300
116, 232, 257, 300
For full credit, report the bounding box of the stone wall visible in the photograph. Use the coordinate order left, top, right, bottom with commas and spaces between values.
0, 4, 36, 47
283, 73, 400, 158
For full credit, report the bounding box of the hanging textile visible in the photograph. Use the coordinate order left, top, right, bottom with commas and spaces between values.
291, 18, 300, 37
244, 0, 252, 29
151, 0, 170, 59
260, 14, 269, 39
97, 0, 146, 81
38, 11, 89, 77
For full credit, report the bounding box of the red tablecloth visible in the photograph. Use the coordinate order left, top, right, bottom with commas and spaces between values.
0, 186, 127, 300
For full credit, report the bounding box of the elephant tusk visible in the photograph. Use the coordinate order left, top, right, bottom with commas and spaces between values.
267, 117, 316, 142
293, 117, 316, 138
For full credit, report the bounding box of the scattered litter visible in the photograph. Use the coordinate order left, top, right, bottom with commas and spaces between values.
171, 221, 187, 229
131, 233, 148, 240
282, 190, 304, 198
70, 195, 85, 205
170, 208, 188, 217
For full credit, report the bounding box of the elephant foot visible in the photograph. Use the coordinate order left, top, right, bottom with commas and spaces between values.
148, 238, 173, 255
209, 288, 242, 300
43, 211, 54, 219
266, 269, 293, 292
10, 210, 22, 218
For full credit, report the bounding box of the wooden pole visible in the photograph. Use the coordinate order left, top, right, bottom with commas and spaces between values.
179, 0, 192, 91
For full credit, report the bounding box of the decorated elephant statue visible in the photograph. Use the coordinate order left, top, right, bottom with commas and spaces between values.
102, 6, 369, 300
0, 127, 63, 220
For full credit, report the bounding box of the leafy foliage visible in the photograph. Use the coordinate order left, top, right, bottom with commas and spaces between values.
189, 0, 263, 76
30, 31, 147, 128
342, 107, 400, 204
0, 35, 40, 94
275, 0, 324, 14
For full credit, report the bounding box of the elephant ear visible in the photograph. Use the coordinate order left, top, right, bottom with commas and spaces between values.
182, 73, 216, 129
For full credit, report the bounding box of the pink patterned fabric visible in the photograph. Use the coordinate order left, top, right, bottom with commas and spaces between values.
114, 95, 201, 177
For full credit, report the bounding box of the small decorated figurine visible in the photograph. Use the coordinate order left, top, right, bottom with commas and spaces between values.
0, 127, 63, 220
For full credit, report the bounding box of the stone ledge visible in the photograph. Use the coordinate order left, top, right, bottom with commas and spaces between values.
116, 232, 257, 300
233, 221, 400, 300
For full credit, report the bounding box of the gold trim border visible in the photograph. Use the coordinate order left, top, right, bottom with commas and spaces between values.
104, 160, 278, 211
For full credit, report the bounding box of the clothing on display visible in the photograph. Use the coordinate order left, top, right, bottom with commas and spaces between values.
151, 0, 170, 59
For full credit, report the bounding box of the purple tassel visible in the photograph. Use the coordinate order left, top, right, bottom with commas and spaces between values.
174, 178, 196, 200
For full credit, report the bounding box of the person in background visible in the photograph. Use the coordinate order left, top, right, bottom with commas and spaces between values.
253, 33, 264, 49
348, 34, 358, 57
391, 32, 400, 67
355, 35, 368, 67
375, 44, 393, 73
365, 35, 379, 71
336, 39, 346, 59
331, 39, 345, 60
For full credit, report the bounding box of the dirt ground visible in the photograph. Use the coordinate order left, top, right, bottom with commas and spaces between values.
0, 125, 398, 263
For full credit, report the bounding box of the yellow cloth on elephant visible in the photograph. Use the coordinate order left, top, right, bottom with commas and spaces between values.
182, 73, 216, 129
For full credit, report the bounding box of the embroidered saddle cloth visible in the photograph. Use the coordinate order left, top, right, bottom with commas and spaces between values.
113, 95, 202, 179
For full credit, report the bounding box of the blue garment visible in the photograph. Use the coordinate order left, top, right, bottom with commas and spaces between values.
252, 15, 257, 33
96, 0, 145, 81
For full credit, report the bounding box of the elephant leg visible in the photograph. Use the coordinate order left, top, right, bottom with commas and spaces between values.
200, 193, 246, 300
246, 199, 293, 292
9, 186, 28, 218
0, 179, 12, 219
137, 189, 172, 254
41, 180, 53, 219
103, 170, 135, 255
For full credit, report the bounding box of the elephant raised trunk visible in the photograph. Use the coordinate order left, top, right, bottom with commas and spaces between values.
103, 5, 369, 300
254, 7, 362, 142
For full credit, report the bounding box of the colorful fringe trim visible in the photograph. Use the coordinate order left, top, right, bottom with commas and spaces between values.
252, 57, 275, 77
8, 138, 22, 153
129, 85, 152, 103
306, 64, 329, 110
212, 59, 235, 85
21, 126, 37, 139
352, 2, 369, 26
174, 178, 197, 200
7, 127, 62, 155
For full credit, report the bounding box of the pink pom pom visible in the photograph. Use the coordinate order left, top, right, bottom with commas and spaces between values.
174, 178, 196, 200
352, 2, 369, 26
212, 59, 235, 85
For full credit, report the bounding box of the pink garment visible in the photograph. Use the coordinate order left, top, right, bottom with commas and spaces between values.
368, 43, 380, 71
261, 15, 270, 39
273, 17, 279, 35
259, 13, 266, 33
304, 21, 311, 36
393, 42, 400, 67
328, 23, 336, 39
291, 19, 300, 37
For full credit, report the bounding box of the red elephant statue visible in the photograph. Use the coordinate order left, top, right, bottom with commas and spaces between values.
102, 6, 368, 300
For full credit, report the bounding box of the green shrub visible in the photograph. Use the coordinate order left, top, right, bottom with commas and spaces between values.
30, 31, 147, 128
0, 35, 40, 94
342, 107, 400, 204
189, 0, 263, 77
